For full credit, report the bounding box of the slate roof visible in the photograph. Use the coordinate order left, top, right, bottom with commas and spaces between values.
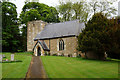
33, 40, 50, 51
34, 20, 85, 40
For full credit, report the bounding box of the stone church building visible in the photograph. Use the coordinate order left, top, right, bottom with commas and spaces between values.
27, 20, 85, 57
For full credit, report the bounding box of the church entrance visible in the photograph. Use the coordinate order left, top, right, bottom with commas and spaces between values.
37, 47, 41, 56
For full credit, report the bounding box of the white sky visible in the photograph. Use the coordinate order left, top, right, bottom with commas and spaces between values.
9, 0, 120, 17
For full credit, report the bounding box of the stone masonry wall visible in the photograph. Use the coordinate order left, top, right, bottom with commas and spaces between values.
44, 37, 78, 57
27, 20, 47, 51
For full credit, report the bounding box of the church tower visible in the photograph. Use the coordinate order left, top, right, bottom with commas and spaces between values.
27, 20, 47, 52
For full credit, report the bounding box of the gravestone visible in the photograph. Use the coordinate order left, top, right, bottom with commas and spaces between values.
6, 59, 8, 61
2, 54, 5, 58
11, 54, 14, 61
72, 53, 77, 57
0, 55, 2, 62
64, 54, 68, 57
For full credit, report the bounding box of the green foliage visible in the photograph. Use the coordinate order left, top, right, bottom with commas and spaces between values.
57, 1, 72, 21
72, 2, 88, 22
57, 1, 88, 22
78, 13, 109, 54
19, 2, 60, 51
52, 53, 57, 56
19, 25, 27, 51
78, 12, 120, 59
20, 2, 60, 24
2, 2, 17, 27
23, 9, 41, 23
2, 2, 21, 52
106, 18, 120, 59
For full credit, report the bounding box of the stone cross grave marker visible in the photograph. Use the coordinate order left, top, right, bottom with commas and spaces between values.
0, 55, 2, 62
11, 54, 14, 61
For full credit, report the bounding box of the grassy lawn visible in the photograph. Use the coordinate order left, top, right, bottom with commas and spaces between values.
41, 56, 118, 78
1, 52, 32, 79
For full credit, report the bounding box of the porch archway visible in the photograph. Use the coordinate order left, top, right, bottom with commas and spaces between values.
37, 46, 41, 56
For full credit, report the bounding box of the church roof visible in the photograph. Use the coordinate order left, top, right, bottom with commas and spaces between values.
34, 20, 85, 40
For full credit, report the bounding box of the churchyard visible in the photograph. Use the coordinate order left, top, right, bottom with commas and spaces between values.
41, 56, 118, 78
0, 52, 119, 79
1, 52, 32, 79
1, 0, 120, 79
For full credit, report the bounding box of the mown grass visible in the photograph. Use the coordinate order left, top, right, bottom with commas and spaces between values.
1, 52, 32, 79
41, 56, 118, 78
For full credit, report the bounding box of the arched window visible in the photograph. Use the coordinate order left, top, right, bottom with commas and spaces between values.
59, 39, 64, 51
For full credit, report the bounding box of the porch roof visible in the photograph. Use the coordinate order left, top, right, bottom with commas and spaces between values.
33, 40, 50, 51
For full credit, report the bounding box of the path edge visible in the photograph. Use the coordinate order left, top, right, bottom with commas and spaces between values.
24, 56, 33, 80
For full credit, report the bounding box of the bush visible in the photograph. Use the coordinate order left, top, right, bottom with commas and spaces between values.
44, 51, 48, 56
48, 53, 50, 56
61, 53, 64, 56
52, 53, 57, 56
77, 54, 81, 58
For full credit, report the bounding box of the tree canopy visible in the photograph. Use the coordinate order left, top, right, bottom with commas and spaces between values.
88, 0, 117, 17
78, 12, 120, 59
78, 13, 109, 54
106, 17, 120, 59
57, 0, 117, 22
19, 2, 60, 51
2, 2, 20, 52
57, 1, 88, 22
20, 2, 60, 24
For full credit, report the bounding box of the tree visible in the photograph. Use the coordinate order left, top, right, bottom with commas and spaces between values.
106, 17, 120, 59
2, 2, 20, 52
20, 2, 59, 23
88, 0, 117, 17
72, 2, 88, 22
57, 1, 72, 21
78, 13, 109, 59
57, 0, 88, 22
22, 9, 41, 23
19, 2, 60, 51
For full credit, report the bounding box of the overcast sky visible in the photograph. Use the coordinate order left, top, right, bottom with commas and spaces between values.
10, 0, 60, 17
10, 0, 120, 17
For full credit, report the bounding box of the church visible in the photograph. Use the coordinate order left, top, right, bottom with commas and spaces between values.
27, 20, 85, 57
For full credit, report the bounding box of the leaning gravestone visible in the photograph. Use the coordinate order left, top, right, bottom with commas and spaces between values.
0, 55, 2, 62
2, 54, 5, 58
11, 54, 14, 61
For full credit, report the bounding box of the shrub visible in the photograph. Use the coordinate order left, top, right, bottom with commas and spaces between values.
52, 53, 57, 56
44, 51, 48, 56
61, 53, 64, 56
68, 54, 72, 57
77, 54, 81, 58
